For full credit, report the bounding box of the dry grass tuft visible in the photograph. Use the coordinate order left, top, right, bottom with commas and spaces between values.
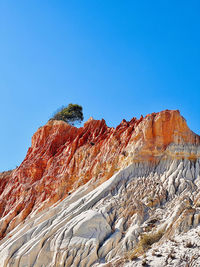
129, 228, 165, 260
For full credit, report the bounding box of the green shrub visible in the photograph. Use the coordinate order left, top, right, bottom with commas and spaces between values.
51, 103, 83, 126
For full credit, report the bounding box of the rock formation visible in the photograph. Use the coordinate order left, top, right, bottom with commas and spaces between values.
0, 109, 200, 266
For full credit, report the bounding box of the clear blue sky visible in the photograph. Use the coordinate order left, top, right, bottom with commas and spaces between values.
0, 1, 200, 171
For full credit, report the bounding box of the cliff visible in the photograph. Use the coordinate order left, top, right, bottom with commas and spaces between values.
0, 109, 200, 266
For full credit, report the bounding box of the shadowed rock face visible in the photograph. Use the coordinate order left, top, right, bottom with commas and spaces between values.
0, 109, 200, 266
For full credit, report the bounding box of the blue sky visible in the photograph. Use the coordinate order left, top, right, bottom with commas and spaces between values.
0, 1, 200, 171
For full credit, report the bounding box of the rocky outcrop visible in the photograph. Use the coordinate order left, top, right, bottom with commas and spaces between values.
0, 109, 200, 266
0, 155, 200, 266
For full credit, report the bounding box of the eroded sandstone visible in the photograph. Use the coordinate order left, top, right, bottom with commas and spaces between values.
0, 109, 200, 266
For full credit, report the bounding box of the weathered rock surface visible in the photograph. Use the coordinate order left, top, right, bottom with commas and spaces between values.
0, 109, 200, 266
1, 155, 200, 266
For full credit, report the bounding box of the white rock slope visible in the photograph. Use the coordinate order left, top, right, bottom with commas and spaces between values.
0, 145, 200, 266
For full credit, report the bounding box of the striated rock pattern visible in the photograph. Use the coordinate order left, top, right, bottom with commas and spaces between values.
0, 109, 200, 266
0, 156, 200, 266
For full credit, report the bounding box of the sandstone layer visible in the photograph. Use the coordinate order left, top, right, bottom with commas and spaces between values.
0, 109, 200, 266
1, 156, 200, 266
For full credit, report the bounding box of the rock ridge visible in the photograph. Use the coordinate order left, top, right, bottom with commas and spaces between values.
0, 109, 199, 241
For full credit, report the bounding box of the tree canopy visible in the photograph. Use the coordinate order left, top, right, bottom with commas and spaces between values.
52, 104, 84, 126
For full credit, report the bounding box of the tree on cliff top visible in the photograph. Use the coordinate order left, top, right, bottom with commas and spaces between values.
52, 103, 84, 126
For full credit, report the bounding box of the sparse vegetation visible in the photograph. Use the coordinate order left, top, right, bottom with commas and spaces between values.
129, 228, 165, 260
51, 103, 83, 126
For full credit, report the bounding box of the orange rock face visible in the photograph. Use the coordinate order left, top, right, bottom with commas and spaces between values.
0, 110, 199, 238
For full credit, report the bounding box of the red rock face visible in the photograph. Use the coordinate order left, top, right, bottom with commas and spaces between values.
0, 110, 199, 238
